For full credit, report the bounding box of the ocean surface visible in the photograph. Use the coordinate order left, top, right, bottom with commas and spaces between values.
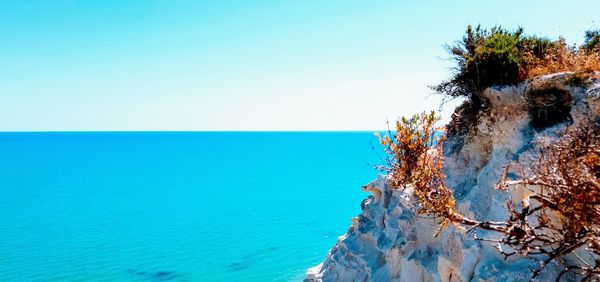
0, 132, 382, 281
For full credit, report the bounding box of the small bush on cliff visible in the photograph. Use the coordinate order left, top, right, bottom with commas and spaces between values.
526, 38, 600, 78
433, 25, 553, 106
583, 29, 600, 54
377, 112, 457, 220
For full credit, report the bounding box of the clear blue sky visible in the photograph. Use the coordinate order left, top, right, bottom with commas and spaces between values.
1, 0, 598, 131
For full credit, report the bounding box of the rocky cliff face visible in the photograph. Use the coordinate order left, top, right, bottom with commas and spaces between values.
306, 73, 600, 282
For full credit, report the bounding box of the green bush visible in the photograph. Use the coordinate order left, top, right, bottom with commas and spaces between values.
435, 25, 600, 137
467, 27, 521, 88
433, 25, 553, 105
583, 29, 600, 54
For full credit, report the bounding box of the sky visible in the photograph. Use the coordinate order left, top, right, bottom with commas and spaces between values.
1, 0, 599, 131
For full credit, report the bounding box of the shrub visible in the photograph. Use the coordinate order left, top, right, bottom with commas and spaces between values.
492, 122, 600, 279
377, 112, 455, 217
463, 27, 521, 89
433, 25, 553, 105
583, 29, 600, 54
525, 38, 600, 78
434, 25, 600, 108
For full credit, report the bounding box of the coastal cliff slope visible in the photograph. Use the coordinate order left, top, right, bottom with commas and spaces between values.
306, 73, 600, 282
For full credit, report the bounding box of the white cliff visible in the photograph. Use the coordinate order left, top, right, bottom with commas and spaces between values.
306, 73, 600, 282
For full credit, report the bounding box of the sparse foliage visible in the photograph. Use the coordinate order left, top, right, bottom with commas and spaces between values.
481, 122, 600, 280
377, 112, 456, 217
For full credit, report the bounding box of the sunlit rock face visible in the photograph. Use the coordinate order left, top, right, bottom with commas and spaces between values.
306, 73, 600, 282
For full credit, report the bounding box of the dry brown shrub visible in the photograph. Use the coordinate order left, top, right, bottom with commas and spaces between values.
525, 39, 600, 79
490, 122, 600, 279
377, 112, 456, 217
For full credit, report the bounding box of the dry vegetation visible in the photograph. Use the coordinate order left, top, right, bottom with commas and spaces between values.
490, 123, 600, 280
379, 26, 600, 280
524, 39, 600, 79
377, 112, 455, 218
380, 113, 600, 280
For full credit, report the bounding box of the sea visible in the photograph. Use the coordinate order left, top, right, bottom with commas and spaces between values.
0, 132, 383, 281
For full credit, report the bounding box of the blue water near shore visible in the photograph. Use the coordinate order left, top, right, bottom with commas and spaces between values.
0, 132, 382, 281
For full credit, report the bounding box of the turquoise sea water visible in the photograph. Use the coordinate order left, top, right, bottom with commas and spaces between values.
0, 132, 381, 281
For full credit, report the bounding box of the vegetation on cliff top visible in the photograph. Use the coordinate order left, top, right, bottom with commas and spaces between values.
378, 26, 600, 280
584, 29, 600, 54
436, 25, 600, 136
434, 25, 600, 109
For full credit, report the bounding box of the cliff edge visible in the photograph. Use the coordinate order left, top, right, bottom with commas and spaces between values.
306, 73, 600, 282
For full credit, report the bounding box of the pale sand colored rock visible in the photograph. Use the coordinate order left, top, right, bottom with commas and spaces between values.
307, 73, 600, 282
